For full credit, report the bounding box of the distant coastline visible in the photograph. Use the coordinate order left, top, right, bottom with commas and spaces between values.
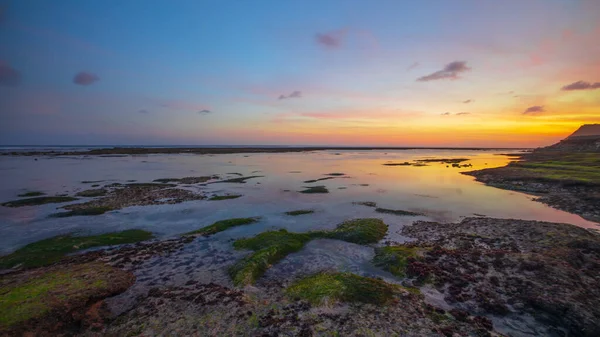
0, 146, 531, 156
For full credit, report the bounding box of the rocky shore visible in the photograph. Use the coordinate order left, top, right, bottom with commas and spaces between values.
463, 152, 600, 222
2, 216, 599, 336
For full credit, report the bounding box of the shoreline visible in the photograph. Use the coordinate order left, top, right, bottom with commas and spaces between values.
0, 146, 529, 156
463, 151, 600, 223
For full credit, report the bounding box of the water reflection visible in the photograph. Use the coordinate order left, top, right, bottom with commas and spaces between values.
0, 150, 596, 253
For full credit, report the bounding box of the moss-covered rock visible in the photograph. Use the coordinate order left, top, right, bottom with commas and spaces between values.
185, 217, 259, 237
284, 209, 314, 216
75, 189, 107, 197
0, 262, 134, 334
230, 230, 313, 286
209, 194, 242, 201
49, 206, 113, 218
286, 272, 398, 305
375, 208, 422, 216
17, 191, 45, 197
373, 246, 427, 277
298, 186, 329, 194
229, 218, 388, 285
324, 218, 388, 244
0, 229, 154, 269
1, 196, 78, 208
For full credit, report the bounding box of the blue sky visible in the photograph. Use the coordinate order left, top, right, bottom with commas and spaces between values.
1, 0, 599, 146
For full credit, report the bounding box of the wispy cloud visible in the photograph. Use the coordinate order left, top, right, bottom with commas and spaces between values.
198, 109, 211, 115
315, 30, 346, 49
278, 90, 302, 100
407, 62, 419, 71
417, 61, 471, 82
138, 109, 149, 114
0, 61, 21, 86
73, 71, 99, 86
441, 112, 470, 116
561, 80, 600, 91
523, 105, 545, 114
463, 99, 473, 104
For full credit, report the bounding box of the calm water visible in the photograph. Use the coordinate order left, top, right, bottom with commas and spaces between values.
0, 149, 596, 255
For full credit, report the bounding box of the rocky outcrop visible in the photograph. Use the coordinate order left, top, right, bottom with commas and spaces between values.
541, 124, 600, 152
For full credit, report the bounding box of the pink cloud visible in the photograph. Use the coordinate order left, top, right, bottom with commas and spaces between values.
0, 61, 20, 86
73, 71, 99, 86
417, 61, 471, 82
315, 29, 347, 49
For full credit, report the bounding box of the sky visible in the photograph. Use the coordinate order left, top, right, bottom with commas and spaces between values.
0, 0, 599, 147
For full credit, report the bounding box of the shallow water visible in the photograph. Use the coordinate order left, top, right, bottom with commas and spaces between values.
0, 149, 596, 254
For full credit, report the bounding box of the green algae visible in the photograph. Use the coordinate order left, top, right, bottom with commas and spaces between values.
185, 217, 259, 236
286, 272, 398, 306
230, 229, 313, 286
373, 246, 427, 277
213, 175, 263, 184
17, 191, 45, 197
49, 206, 113, 218
0, 263, 131, 330
75, 188, 107, 197
375, 208, 422, 216
285, 209, 314, 216
209, 194, 242, 201
153, 176, 215, 184
0, 230, 154, 269
303, 177, 335, 183
229, 218, 388, 285
1, 196, 78, 208
299, 185, 329, 194
353, 201, 377, 207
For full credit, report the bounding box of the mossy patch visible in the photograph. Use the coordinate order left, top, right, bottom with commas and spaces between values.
0, 229, 154, 269
75, 188, 107, 197
230, 229, 313, 286
229, 218, 388, 285
49, 206, 113, 218
383, 162, 413, 166
303, 177, 335, 183
373, 246, 426, 277
17, 191, 45, 197
1, 196, 78, 208
353, 201, 377, 207
375, 208, 422, 216
209, 194, 242, 201
0, 262, 133, 332
323, 218, 388, 245
126, 182, 176, 188
185, 217, 259, 237
285, 209, 314, 216
299, 185, 329, 194
286, 272, 398, 306
416, 158, 469, 164
213, 176, 263, 184
153, 176, 215, 184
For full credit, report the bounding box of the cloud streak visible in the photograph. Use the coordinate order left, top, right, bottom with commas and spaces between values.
561, 80, 600, 91
463, 99, 473, 104
441, 112, 471, 116
523, 106, 545, 114
0, 61, 21, 86
315, 30, 346, 49
73, 71, 99, 86
417, 61, 471, 82
198, 109, 211, 115
278, 90, 302, 100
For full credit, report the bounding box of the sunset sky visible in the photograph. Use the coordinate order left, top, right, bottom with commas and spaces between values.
1, 0, 599, 147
